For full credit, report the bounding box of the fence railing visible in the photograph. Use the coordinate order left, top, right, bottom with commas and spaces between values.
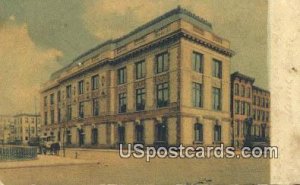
0, 145, 37, 161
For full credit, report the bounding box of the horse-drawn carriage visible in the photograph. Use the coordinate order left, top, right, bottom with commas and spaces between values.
28, 136, 60, 155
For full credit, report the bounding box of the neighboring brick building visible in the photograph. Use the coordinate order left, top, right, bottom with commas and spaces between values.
0, 115, 14, 144
40, 7, 234, 148
231, 72, 270, 147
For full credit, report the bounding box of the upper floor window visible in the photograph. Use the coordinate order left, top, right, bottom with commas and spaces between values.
194, 123, 203, 142
156, 52, 169, 74
212, 59, 222, 79
192, 82, 203, 107
92, 75, 99, 90
192, 52, 203, 73
57, 91, 61, 102
78, 102, 84, 118
212, 87, 221, 110
66, 85, 72, 98
50, 110, 54, 124
118, 67, 127, 84
50, 94, 54, 105
135, 60, 146, 79
157, 82, 169, 108
78, 80, 84, 95
92, 98, 99, 116
119, 93, 127, 113
44, 96, 47, 107
57, 108, 61, 124
241, 85, 245, 97
266, 99, 269, 108
67, 104, 72, 121
241, 101, 245, 115
44, 112, 48, 125
234, 84, 239, 96
234, 100, 240, 114
136, 88, 146, 111
253, 96, 256, 105
246, 87, 251, 98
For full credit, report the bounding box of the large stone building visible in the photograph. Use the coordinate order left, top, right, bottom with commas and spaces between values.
41, 7, 234, 148
13, 113, 41, 144
231, 72, 270, 147
0, 115, 14, 144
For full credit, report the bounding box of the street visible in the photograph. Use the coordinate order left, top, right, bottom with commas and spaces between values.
0, 151, 270, 185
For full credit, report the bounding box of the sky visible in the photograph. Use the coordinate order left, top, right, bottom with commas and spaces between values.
0, 0, 268, 115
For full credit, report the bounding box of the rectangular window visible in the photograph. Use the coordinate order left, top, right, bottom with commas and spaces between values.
212, 59, 222, 79
67, 105, 72, 121
253, 96, 256, 105
157, 82, 169, 108
92, 98, 99, 116
234, 100, 240, 114
194, 123, 203, 142
234, 84, 239, 96
241, 101, 245, 115
44, 112, 48, 125
50, 110, 54, 124
118, 67, 127, 84
92, 75, 99, 90
156, 52, 169, 74
212, 87, 221, 110
44, 96, 47, 106
192, 82, 203, 107
57, 91, 61, 102
136, 88, 146, 111
253, 109, 256, 120
79, 102, 84, 118
50, 94, 54, 105
57, 108, 61, 124
78, 80, 84, 95
66, 85, 72, 98
135, 60, 146, 79
192, 52, 203, 73
119, 93, 127, 113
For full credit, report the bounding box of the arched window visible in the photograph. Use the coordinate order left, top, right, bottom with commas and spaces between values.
194, 123, 203, 143
135, 124, 144, 143
91, 128, 98, 145
118, 125, 125, 144
214, 124, 221, 143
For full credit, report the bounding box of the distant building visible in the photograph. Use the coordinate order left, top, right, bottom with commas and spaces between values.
231, 72, 270, 147
40, 7, 234, 148
13, 113, 41, 144
0, 115, 14, 144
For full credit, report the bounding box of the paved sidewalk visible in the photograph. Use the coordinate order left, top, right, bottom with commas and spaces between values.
0, 155, 98, 169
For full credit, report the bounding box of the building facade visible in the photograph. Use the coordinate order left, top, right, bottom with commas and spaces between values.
0, 115, 14, 144
41, 7, 234, 148
13, 113, 41, 144
231, 72, 270, 147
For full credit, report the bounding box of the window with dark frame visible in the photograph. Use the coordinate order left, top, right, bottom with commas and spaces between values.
157, 82, 169, 108
118, 125, 125, 144
214, 125, 222, 142
192, 52, 204, 73
155, 123, 167, 143
234, 83, 239, 96
118, 67, 127, 84
44, 112, 48, 125
79, 101, 84, 118
67, 104, 72, 121
235, 100, 240, 114
212, 59, 222, 79
156, 52, 169, 74
119, 93, 127, 113
44, 96, 47, 106
192, 82, 203, 107
212, 87, 221, 110
57, 108, 61, 124
50, 94, 54, 105
66, 85, 72, 98
92, 98, 99, 116
135, 60, 146, 79
135, 124, 144, 143
136, 88, 145, 111
78, 80, 84, 95
50, 110, 54, 124
91, 75, 99, 90
91, 128, 98, 145
194, 123, 203, 142
57, 91, 61, 103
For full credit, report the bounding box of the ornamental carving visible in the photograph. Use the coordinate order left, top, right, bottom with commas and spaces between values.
155, 73, 169, 84
134, 80, 145, 89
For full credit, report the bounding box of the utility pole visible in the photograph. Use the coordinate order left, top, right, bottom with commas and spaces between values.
34, 97, 38, 137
